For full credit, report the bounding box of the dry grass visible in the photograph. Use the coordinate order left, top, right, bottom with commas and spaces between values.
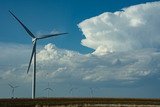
1, 98, 160, 107
35, 104, 160, 107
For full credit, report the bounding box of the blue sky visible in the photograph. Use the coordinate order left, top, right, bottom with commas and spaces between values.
1, 0, 160, 98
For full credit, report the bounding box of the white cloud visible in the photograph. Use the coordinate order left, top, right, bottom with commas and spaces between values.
1, 43, 160, 98
78, 1, 160, 55
1, 42, 160, 85
35, 44, 160, 83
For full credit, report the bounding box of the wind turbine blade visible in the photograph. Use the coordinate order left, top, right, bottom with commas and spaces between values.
14, 86, 19, 88
69, 88, 77, 94
37, 33, 68, 40
44, 88, 48, 91
12, 89, 14, 95
9, 10, 35, 38
44, 88, 53, 91
8, 84, 13, 88
69, 88, 73, 94
48, 88, 53, 91
27, 43, 36, 73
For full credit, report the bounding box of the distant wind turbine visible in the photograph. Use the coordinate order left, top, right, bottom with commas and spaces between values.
9, 11, 68, 99
89, 87, 94, 98
44, 82, 54, 98
8, 83, 19, 98
69, 87, 78, 97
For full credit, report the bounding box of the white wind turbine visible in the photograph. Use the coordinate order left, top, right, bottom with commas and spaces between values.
43, 82, 54, 98
8, 83, 19, 98
69, 87, 78, 97
9, 11, 68, 99
89, 87, 94, 98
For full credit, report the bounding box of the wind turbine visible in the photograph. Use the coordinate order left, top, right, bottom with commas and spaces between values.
8, 83, 19, 98
69, 87, 77, 97
89, 87, 94, 98
43, 82, 54, 98
9, 11, 68, 99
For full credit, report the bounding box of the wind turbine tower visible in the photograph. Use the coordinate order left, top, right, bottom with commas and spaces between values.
9, 11, 68, 99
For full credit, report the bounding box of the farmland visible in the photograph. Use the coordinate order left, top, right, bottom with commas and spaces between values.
0, 98, 160, 107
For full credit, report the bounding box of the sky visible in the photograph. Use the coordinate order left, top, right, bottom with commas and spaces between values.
0, 0, 160, 98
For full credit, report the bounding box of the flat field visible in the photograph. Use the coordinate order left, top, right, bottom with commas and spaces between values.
0, 98, 160, 107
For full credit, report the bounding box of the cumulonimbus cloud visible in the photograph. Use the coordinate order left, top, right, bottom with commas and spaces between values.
35, 44, 160, 83
0, 43, 160, 87
78, 1, 160, 55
